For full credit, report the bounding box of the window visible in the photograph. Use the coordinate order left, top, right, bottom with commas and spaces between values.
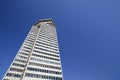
6, 73, 21, 78
32, 53, 60, 61
25, 73, 62, 80
9, 68, 23, 72
29, 62, 61, 70
12, 63, 25, 67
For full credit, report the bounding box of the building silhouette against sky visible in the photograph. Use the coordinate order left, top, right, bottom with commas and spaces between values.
3, 19, 63, 80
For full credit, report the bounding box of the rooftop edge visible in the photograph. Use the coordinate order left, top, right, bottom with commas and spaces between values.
34, 18, 56, 27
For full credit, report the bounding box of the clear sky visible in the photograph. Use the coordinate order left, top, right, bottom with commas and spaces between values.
0, 0, 120, 80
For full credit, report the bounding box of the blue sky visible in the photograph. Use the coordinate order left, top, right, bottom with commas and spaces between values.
0, 0, 120, 80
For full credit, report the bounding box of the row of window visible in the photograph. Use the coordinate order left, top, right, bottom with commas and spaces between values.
12, 63, 25, 67
9, 67, 23, 72
29, 62, 61, 70
38, 30, 54, 36
27, 36, 35, 39
37, 36, 57, 45
15, 59, 26, 63
34, 46, 59, 54
40, 28, 54, 33
27, 33, 36, 38
23, 46, 31, 50
39, 35, 56, 41
19, 52, 29, 56
30, 57, 60, 65
36, 41, 58, 49
25, 73, 62, 80
33, 50, 59, 58
27, 67, 61, 75
38, 36, 57, 44
26, 36, 35, 41
37, 37, 57, 46
21, 49, 31, 53
24, 40, 33, 45
6, 73, 21, 78
38, 34, 57, 42
32, 53, 60, 61
35, 43, 58, 51
40, 32, 54, 35
26, 39, 34, 43
3, 79, 10, 80
40, 27, 55, 34
17, 55, 27, 59
40, 31, 55, 38
24, 42, 32, 46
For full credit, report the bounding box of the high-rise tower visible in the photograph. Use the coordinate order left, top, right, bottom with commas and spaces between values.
3, 19, 63, 80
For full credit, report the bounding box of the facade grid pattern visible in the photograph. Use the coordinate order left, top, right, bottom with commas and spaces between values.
3, 19, 63, 80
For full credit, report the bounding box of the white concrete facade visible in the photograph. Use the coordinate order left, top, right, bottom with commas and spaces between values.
3, 19, 63, 80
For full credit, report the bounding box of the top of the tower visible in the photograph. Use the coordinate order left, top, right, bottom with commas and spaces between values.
34, 19, 56, 27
